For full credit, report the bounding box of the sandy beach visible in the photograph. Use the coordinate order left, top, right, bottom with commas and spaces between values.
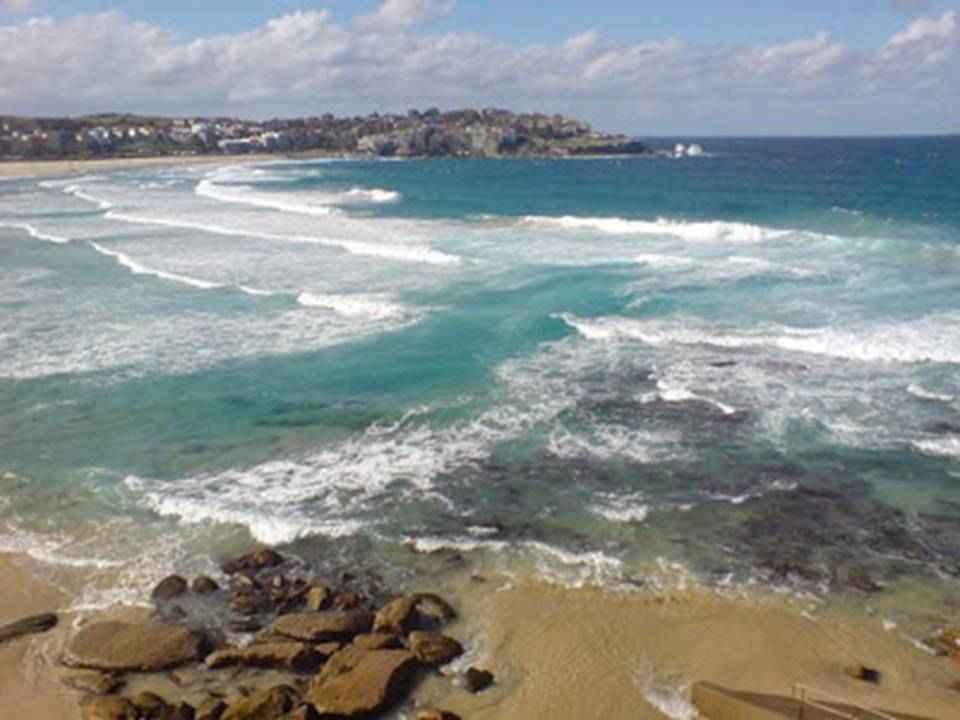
1, 548, 958, 719
0, 154, 289, 180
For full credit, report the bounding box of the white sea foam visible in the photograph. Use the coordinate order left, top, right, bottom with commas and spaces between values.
559, 313, 960, 365
89, 242, 224, 290
523, 215, 794, 242
907, 383, 956, 403
0, 222, 69, 244
590, 493, 650, 523
341, 187, 401, 204
296, 292, 412, 320
196, 179, 337, 216
64, 185, 112, 209
912, 437, 960, 459
105, 210, 462, 266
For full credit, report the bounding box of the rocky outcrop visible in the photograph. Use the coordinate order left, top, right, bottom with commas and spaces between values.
408, 632, 463, 665
205, 642, 320, 672
64, 621, 206, 672
80, 696, 139, 720
307, 647, 419, 717
221, 685, 298, 720
461, 667, 495, 693
270, 611, 373, 643
221, 549, 284, 575
151, 576, 189, 603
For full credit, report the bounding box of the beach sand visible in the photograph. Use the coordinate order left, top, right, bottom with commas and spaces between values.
417, 578, 960, 719
1, 552, 958, 719
0, 154, 285, 180
0, 554, 78, 720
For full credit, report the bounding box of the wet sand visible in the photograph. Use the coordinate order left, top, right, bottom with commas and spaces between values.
0, 554, 78, 720
0, 154, 285, 180
419, 579, 960, 719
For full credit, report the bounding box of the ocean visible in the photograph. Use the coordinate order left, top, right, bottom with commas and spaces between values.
1, 137, 959, 623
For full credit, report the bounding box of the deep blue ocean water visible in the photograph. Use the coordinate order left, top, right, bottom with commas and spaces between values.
1, 137, 959, 608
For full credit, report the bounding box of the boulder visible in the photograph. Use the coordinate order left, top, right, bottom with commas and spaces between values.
461, 667, 494, 693
373, 593, 456, 634
221, 685, 298, 720
306, 648, 418, 717
195, 698, 227, 720
231, 594, 274, 616
413, 594, 456, 623
333, 591, 361, 610
0, 612, 58, 645
151, 576, 189, 603
62, 670, 125, 696
222, 550, 284, 575
205, 643, 320, 673
271, 611, 373, 643
408, 632, 463, 665
65, 621, 206, 672
844, 665, 881, 684
304, 586, 329, 612
373, 597, 416, 634
80, 696, 139, 720
350, 633, 401, 651
192, 576, 220, 595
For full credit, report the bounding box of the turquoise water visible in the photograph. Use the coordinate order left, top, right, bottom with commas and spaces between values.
1, 138, 959, 606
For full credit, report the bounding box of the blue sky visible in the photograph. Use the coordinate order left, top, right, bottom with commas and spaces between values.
1, 0, 958, 134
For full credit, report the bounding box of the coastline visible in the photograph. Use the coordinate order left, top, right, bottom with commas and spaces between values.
1, 546, 958, 720
0, 154, 286, 180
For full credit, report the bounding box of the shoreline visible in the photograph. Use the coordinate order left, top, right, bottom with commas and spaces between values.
2, 547, 958, 719
0, 154, 291, 180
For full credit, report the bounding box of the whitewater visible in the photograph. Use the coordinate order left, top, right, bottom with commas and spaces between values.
1, 137, 959, 612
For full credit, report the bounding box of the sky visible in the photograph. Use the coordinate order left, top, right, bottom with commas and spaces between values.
0, 0, 957, 135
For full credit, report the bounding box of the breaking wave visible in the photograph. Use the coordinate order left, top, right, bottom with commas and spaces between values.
89, 242, 225, 290
0, 222, 69, 244
523, 215, 796, 242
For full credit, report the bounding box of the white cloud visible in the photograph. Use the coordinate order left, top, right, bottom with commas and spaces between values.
356, 0, 456, 30
0, 2, 956, 134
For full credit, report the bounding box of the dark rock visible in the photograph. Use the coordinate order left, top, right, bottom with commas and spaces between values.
462, 667, 495, 693
192, 576, 220, 595
195, 698, 227, 720
333, 591, 362, 610
306, 647, 418, 717
221, 685, 298, 720
278, 707, 319, 720
0, 612, 58, 645
205, 643, 320, 673
926, 422, 960, 435
271, 611, 373, 643
131, 692, 172, 719
231, 593, 274, 616
80, 696, 139, 720
151, 576, 189, 603
222, 550, 284, 575
304, 586, 329, 612
65, 621, 206, 672
408, 631, 463, 665
844, 665, 881, 684
842, 566, 882, 594
62, 670, 125, 696
230, 574, 261, 593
